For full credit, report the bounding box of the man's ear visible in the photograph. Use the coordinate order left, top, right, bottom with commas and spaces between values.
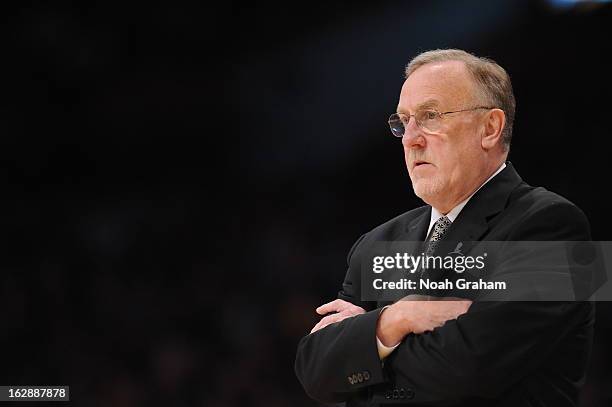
481, 109, 505, 150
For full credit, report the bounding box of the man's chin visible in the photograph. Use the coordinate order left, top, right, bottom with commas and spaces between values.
412, 178, 444, 201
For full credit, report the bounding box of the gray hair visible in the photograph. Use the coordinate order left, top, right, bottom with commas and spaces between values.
405, 49, 516, 150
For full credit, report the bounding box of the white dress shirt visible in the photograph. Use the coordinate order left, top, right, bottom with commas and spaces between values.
376, 162, 507, 359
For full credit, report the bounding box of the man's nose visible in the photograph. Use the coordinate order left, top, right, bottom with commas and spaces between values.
401, 119, 425, 149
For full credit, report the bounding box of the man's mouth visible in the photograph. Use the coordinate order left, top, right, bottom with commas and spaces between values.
413, 160, 432, 169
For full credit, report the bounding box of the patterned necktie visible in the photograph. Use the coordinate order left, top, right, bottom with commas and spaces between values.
425, 216, 452, 256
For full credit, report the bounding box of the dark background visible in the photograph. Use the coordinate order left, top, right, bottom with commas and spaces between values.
3, 0, 612, 406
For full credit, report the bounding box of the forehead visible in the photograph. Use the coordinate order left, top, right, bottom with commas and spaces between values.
398, 60, 476, 111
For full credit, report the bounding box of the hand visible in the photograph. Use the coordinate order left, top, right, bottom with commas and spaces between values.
310, 299, 366, 333
377, 297, 472, 346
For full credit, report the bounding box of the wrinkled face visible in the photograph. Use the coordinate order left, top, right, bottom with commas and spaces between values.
398, 60, 487, 209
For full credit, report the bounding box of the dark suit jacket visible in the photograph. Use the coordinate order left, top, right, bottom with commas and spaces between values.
295, 162, 595, 406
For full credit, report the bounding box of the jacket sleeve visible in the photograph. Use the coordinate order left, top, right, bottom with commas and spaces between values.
294, 233, 389, 404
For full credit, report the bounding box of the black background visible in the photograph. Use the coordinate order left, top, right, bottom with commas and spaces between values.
3, 1, 612, 406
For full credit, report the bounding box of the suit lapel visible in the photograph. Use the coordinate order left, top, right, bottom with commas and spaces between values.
404, 207, 431, 241
436, 162, 524, 252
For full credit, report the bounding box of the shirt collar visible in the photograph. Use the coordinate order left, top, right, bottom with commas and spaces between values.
427, 162, 506, 236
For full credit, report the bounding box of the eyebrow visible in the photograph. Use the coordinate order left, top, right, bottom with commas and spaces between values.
397, 99, 440, 114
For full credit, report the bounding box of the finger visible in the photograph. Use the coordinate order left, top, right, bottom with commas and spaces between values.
310, 306, 365, 333
319, 314, 342, 326
315, 300, 336, 315
311, 313, 345, 332
311, 315, 335, 333
352, 306, 366, 315
456, 300, 472, 312
446, 304, 471, 319
440, 299, 472, 312
310, 318, 328, 333
440, 297, 472, 304
316, 299, 348, 315
311, 316, 337, 333
345, 307, 365, 317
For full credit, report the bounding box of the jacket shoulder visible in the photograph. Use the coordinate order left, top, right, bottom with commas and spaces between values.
510, 184, 587, 219
505, 184, 591, 240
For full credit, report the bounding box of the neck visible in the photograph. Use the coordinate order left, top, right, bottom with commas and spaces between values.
430, 158, 505, 214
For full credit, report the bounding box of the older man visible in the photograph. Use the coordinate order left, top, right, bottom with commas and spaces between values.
295, 49, 593, 406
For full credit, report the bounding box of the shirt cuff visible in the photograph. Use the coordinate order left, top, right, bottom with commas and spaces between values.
376, 306, 400, 359
376, 335, 400, 359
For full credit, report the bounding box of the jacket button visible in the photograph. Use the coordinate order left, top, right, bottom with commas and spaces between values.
405, 388, 415, 399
